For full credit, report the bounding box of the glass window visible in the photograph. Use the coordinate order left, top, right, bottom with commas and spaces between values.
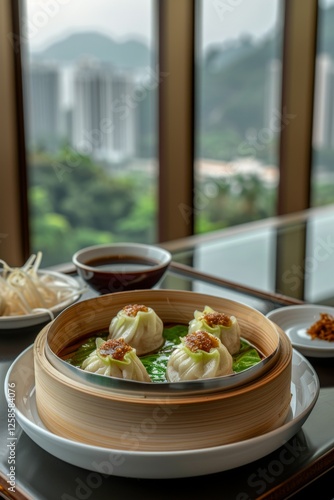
20, 0, 157, 266
311, 0, 334, 207
195, 0, 284, 234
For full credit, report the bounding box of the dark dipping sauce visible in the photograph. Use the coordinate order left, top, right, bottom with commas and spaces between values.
85, 255, 160, 272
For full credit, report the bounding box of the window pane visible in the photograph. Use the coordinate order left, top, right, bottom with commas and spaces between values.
195, 0, 284, 234
20, 0, 157, 266
311, 0, 334, 207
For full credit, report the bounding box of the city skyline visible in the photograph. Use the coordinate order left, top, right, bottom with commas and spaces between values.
26, 46, 334, 168
26, 59, 143, 163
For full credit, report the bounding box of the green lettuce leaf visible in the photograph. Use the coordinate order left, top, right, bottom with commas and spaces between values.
66, 326, 261, 382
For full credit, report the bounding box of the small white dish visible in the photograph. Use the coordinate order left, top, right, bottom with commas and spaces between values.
4, 345, 319, 479
267, 305, 334, 358
0, 270, 84, 331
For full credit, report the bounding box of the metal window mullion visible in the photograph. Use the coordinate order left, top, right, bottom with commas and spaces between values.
158, 0, 195, 242
278, 0, 318, 215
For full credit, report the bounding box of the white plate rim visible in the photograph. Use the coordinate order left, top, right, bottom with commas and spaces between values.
266, 304, 334, 357
4, 345, 320, 478
0, 270, 83, 330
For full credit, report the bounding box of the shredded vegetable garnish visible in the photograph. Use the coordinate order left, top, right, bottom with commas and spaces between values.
0, 252, 86, 318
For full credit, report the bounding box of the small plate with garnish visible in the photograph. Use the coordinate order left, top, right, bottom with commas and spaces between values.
267, 304, 334, 358
0, 252, 86, 331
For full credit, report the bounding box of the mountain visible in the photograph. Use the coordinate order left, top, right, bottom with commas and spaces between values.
31, 32, 152, 68
204, 37, 257, 72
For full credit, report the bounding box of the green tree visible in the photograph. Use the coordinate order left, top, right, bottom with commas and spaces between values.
28, 149, 156, 266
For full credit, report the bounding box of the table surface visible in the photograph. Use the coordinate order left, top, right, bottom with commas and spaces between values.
1, 206, 334, 500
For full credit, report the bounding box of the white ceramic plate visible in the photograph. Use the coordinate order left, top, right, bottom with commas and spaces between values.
267, 305, 334, 358
0, 270, 84, 331
4, 345, 319, 479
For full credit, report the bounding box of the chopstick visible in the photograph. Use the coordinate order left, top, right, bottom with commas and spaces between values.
169, 261, 305, 306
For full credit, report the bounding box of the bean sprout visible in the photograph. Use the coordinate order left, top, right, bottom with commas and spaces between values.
0, 252, 86, 318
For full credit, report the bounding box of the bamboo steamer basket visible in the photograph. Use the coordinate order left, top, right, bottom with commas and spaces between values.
33, 290, 292, 452
44, 289, 282, 395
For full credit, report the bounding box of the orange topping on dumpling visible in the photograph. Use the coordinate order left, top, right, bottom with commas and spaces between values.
184, 330, 219, 353
122, 304, 149, 317
98, 338, 132, 361
202, 312, 231, 327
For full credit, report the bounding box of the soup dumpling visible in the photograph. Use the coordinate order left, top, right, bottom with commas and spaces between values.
166, 330, 233, 382
81, 337, 151, 382
108, 304, 164, 356
188, 305, 241, 355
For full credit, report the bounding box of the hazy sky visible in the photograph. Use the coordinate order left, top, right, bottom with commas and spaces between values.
24, 0, 281, 52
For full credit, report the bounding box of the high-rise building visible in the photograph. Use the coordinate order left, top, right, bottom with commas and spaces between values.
25, 62, 61, 151
264, 54, 334, 152
312, 53, 334, 149
72, 60, 137, 162
264, 58, 282, 132
72, 60, 102, 156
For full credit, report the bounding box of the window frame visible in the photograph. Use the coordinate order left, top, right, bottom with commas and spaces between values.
0, 0, 29, 265
0, 0, 319, 265
278, 0, 318, 215
158, 0, 195, 242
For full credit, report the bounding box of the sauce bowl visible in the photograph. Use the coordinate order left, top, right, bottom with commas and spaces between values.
72, 242, 172, 294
